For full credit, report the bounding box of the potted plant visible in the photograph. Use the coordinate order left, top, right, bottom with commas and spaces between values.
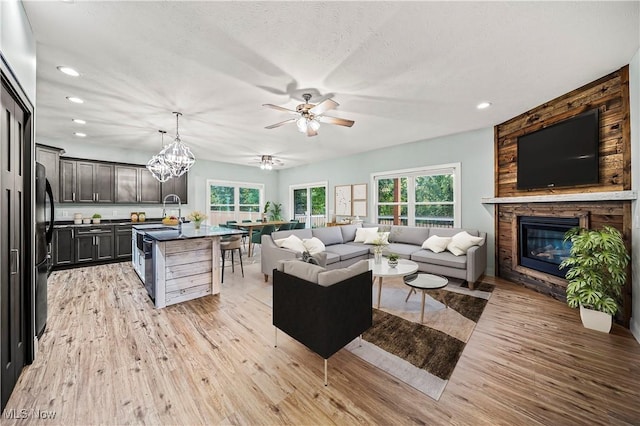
387, 253, 399, 268
92, 213, 102, 224
269, 202, 283, 221
262, 201, 271, 222
559, 226, 629, 333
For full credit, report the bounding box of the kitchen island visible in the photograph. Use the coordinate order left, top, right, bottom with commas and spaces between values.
138, 224, 244, 308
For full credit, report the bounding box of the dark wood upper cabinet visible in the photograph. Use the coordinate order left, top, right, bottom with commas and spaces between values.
60, 159, 114, 203
115, 165, 161, 204
161, 173, 188, 204
35, 144, 64, 202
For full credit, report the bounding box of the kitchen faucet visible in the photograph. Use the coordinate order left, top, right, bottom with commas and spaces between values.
162, 194, 182, 231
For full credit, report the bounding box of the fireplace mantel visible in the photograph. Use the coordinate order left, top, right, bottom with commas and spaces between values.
481, 190, 636, 205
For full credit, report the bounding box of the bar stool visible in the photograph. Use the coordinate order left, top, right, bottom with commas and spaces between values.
221, 235, 244, 283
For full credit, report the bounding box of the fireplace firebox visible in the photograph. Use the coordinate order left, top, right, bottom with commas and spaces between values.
518, 216, 580, 278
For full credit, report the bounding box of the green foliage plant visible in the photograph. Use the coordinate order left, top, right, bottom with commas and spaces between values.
559, 226, 629, 316
263, 201, 271, 215
92, 213, 102, 219
387, 253, 399, 261
269, 202, 283, 221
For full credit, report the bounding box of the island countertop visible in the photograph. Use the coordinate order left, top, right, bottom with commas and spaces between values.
143, 225, 245, 241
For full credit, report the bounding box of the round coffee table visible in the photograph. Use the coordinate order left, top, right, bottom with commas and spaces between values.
368, 258, 418, 308
403, 273, 449, 322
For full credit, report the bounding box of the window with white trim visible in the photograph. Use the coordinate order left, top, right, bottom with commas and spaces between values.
373, 163, 460, 228
207, 180, 264, 225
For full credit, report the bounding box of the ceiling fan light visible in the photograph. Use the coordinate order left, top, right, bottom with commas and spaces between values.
308, 119, 320, 132
296, 117, 308, 133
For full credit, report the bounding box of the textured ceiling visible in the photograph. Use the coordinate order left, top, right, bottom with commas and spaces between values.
22, 1, 640, 169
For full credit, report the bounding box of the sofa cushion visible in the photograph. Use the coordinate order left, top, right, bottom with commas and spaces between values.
325, 251, 341, 265
275, 234, 306, 253
340, 224, 361, 243
422, 235, 452, 253
283, 260, 325, 283
411, 249, 467, 269
312, 227, 344, 246
429, 228, 479, 238
317, 260, 369, 287
302, 237, 326, 255
389, 226, 431, 246
326, 243, 370, 261
272, 228, 313, 241
386, 243, 422, 259
354, 227, 378, 242
447, 231, 485, 256
363, 231, 389, 245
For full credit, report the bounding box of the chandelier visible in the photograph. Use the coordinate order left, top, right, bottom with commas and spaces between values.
260, 155, 274, 170
160, 112, 195, 177
146, 130, 172, 182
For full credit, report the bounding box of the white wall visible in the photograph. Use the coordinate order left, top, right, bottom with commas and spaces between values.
630, 48, 640, 343
0, 0, 36, 103
47, 140, 279, 222
278, 127, 496, 275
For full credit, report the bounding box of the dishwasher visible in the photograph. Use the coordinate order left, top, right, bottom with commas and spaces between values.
143, 236, 155, 300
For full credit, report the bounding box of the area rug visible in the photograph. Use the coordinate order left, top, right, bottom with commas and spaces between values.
345, 279, 493, 400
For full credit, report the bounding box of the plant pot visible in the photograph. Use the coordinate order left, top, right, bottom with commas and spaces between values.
193, 220, 202, 230
579, 305, 612, 333
388, 259, 398, 268
92, 218, 101, 224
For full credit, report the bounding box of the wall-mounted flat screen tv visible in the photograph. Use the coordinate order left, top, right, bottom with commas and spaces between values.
517, 108, 600, 190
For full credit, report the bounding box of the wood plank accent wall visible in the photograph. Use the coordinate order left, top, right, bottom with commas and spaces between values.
494, 65, 632, 327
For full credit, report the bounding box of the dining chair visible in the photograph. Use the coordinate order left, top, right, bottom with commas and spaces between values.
251, 224, 276, 255
277, 222, 293, 231
220, 235, 243, 283
294, 222, 306, 229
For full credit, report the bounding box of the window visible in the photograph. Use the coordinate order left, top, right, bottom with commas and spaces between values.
207, 180, 264, 225
290, 182, 328, 228
373, 163, 460, 228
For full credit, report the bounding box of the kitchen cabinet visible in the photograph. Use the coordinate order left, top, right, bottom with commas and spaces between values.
60, 159, 114, 203
161, 173, 188, 204
52, 227, 74, 266
115, 165, 161, 204
36, 144, 64, 202
115, 224, 133, 259
74, 225, 114, 263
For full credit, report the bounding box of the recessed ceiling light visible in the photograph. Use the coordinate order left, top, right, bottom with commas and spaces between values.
72, 119, 86, 124
57, 66, 80, 77
66, 96, 84, 104
477, 102, 492, 110
74, 132, 87, 137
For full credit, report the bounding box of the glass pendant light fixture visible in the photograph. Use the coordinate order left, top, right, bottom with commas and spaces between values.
260, 155, 274, 170
147, 130, 172, 182
161, 111, 195, 177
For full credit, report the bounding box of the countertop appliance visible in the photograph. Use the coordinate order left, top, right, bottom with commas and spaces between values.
35, 162, 54, 338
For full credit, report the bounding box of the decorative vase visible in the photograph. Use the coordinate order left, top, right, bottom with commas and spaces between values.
193, 219, 202, 230
374, 251, 382, 264
92, 218, 100, 224
388, 258, 398, 268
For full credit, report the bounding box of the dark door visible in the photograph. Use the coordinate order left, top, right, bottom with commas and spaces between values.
1, 78, 27, 409
114, 165, 138, 203
59, 159, 76, 203
95, 233, 114, 260
139, 167, 161, 203
75, 235, 95, 263
115, 226, 133, 259
95, 163, 114, 203
76, 161, 95, 202
52, 228, 74, 266
161, 173, 188, 204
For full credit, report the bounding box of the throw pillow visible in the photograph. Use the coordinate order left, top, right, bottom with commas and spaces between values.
446, 231, 484, 256
302, 237, 326, 255
422, 235, 452, 253
363, 231, 390, 245
354, 227, 378, 243
275, 234, 306, 253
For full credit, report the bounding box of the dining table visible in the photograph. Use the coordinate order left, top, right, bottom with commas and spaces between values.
231, 221, 291, 257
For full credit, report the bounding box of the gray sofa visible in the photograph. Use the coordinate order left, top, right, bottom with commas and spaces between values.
261, 224, 487, 289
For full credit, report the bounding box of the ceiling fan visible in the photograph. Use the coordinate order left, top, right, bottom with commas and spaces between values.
263, 93, 355, 137
249, 155, 284, 170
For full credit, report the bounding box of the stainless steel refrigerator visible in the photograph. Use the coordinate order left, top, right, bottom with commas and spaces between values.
35, 162, 54, 338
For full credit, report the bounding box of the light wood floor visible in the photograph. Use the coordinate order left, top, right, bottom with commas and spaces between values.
5, 257, 640, 425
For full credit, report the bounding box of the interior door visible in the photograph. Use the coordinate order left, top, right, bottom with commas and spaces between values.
1, 78, 27, 410
292, 184, 327, 228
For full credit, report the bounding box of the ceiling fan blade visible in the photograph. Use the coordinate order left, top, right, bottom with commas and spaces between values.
306, 127, 318, 137
265, 118, 296, 129
309, 98, 338, 116
317, 115, 355, 127
262, 104, 299, 114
